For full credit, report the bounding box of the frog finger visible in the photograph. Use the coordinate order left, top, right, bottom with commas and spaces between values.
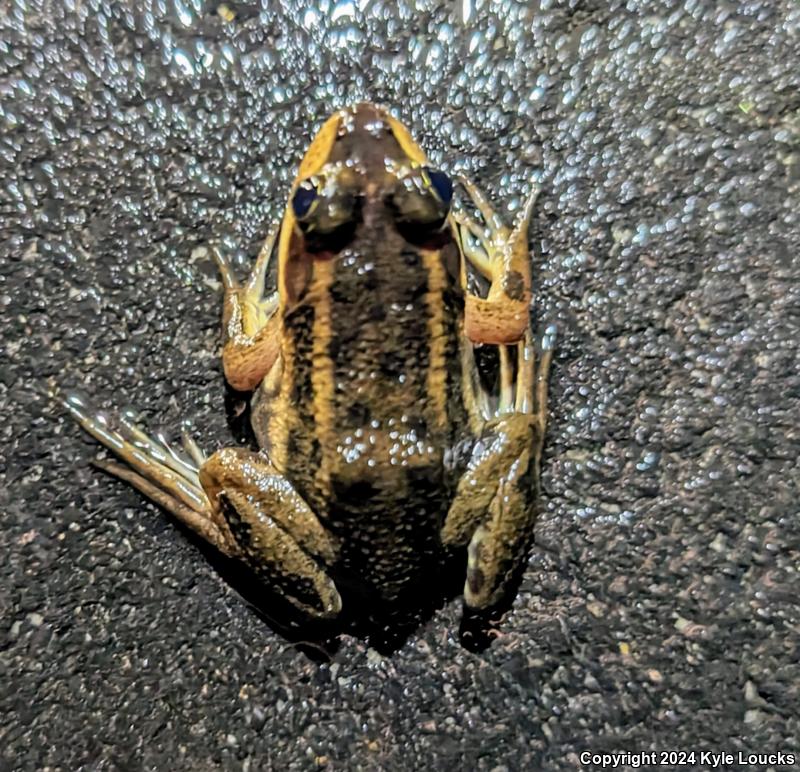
243, 223, 279, 298
94, 459, 234, 556
211, 244, 238, 291
514, 329, 535, 415
116, 408, 200, 486
180, 424, 207, 467
453, 206, 498, 275
454, 212, 494, 280
533, 325, 556, 434
458, 175, 509, 238
63, 394, 201, 509
498, 345, 514, 413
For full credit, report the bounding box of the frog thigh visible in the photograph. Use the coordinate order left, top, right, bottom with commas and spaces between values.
213, 230, 282, 392
441, 413, 542, 609
200, 448, 342, 619
65, 394, 340, 620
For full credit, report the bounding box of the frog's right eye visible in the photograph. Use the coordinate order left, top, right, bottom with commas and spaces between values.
292, 181, 318, 220
292, 174, 362, 254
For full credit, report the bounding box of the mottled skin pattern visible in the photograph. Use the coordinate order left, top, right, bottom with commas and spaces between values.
283, 228, 466, 601
248, 111, 470, 605
64, 103, 552, 625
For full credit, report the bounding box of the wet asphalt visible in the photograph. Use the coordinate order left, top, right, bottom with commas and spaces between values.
1, 1, 799, 770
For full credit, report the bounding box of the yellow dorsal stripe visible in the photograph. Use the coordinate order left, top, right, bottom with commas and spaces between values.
278, 111, 343, 309
385, 112, 428, 166
421, 249, 448, 433
309, 260, 335, 498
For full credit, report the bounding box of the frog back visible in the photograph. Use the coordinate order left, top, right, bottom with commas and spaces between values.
254, 103, 473, 598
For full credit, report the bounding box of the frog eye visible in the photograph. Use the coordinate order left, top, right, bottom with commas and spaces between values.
292, 173, 361, 254
292, 181, 318, 220
423, 167, 453, 206
388, 167, 454, 249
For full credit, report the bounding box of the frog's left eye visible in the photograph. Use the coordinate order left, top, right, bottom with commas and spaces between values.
424, 168, 453, 206
292, 181, 318, 220
388, 166, 453, 247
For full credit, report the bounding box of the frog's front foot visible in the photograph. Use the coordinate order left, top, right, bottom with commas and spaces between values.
62, 392, 342, 619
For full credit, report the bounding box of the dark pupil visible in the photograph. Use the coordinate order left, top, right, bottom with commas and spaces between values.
425, 168, 453, 205
292, 183, 317, 219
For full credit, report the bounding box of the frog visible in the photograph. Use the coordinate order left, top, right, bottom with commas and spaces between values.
64, 103, 553, 625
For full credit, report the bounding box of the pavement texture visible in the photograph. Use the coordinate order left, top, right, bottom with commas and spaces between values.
2, 1, 799, 770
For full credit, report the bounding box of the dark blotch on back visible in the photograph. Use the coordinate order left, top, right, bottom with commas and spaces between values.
401, 248, 421, 269
347, 401, 371, 426
379, 349, 414, 378
502, 269, 526, 301
331, 479, 380, 503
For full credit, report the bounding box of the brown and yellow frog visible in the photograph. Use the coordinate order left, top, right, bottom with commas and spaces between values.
65, 103, 553, 623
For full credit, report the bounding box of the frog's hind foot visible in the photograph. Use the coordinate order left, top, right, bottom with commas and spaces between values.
61, 392, 237, 556
62, 391, 342, 621
496, 323, 555, 430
